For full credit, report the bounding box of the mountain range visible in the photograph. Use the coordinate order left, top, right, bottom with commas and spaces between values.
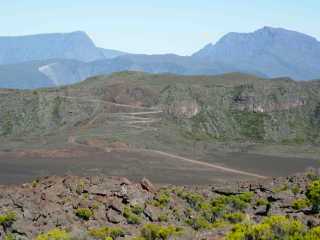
0, 27, 319, 89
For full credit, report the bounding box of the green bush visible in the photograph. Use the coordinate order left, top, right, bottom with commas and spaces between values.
0, 211, 16, 226
36, 229, 71, 240
256, 198, 269, 206
177, 190, 204, 210
306, 180, 320, 213
273, 184, 289, 193
306, 170, 319, 181
4, 234, 16, 240
158, 213, 169, 222
182, 192, 253, 226
305, 226, 320, 240
186, 216, 211, 230
75, 208, 93, 220
238, 192, 254, 203
153, 191, 172, 208
291, 184, 301, 195
123, 207, 141, 224
89, 226, 125, 239
157, 191, 171, 206
131, 204, 145, 215
292, 198, 310, 210
140, 224, 183, 240
211, 193, 250, 211
227, 215, 305, 240
223, 212, 245, 224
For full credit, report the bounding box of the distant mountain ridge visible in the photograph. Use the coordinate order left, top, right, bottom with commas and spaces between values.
0, 31, 106, 64
193, 27, 320, 80
0, 27, 319, 89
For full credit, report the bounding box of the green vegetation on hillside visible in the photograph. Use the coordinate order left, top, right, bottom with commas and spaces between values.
0, 72, 320, 151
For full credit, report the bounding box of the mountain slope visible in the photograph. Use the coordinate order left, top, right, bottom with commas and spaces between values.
0, 59, 92, 89
0, 31, 104, 64
0, 55, 240, 89
98, 48, 128, 59
193, 27, 320, 80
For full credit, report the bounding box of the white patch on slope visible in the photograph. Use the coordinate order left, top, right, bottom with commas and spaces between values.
38, 63, 61, 86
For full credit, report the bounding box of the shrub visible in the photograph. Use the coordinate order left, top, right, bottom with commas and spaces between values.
186, 216, 211, 230
158, 213, 169, 222
123, 207, 141, 224
153, 191, 171, 208
227, 222, 272, 240
4, 234, 15, 240
177, 190, 204, 210
273, 184, 289, 193
230, 196, 249, 211
76, 180, 85, 194
306, 169, 319, 181
211, 194, 249, 211
292, 198, 310, 210
256, 198, 269, 206
305, 226, 320, 240
75, 208, 93, 220
89, 226, 125, 239
0, 211, 16, 226
36, 229, 71, 240
238, 192, 254, 203
223, 212, 245, 224
131, 204, 145, 215
32, 179, 39, 188
291, 184, 301, 195
140, 224, 183, 240
306, 180, 320, 213
158, 193, 171, 206
227, 215, 306, 240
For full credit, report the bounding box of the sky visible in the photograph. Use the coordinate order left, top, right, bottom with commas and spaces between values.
0, 1, 319, 55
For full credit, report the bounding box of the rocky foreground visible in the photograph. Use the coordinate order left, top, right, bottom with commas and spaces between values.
0, 172, 320, 240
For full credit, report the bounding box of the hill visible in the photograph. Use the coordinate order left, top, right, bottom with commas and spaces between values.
1, 71, 319, 142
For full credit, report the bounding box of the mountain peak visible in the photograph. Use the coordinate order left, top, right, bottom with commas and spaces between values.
193, 27, 320, 80
0, 31, 104, 64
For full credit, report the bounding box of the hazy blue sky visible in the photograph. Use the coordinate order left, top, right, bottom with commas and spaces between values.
0, 1, 319, 55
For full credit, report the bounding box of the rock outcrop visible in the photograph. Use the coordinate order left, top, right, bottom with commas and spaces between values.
0, 173, 319, 239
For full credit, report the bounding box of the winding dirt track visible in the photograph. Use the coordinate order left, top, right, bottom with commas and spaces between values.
62, 95, 268, 179
57, 96, 159, 110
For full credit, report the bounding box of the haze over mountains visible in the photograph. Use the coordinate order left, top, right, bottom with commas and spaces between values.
0, 27, 319, 89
